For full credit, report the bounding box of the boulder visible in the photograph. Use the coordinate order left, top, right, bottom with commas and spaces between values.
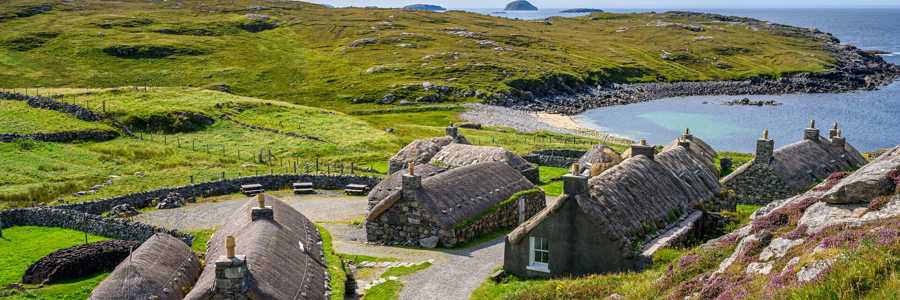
419, 236, 439, 248
822, 147, 900, 204
110, 203, 140, 218
23, 240, 142, 284
156, 192, 186, 209
759, 237, 803, 261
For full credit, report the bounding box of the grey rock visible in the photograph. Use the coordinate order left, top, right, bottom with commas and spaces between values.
745, 261, 773, 275
350, 38, 377, 48
759, 238, 804, 261
822, 146, 900, 204
797, 257, 838, 283
419, 236, 439, 248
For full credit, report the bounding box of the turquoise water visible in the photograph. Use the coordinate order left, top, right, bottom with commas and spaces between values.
576, 81, 900, 152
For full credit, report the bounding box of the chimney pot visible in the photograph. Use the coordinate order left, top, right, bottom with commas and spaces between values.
256, 193, 265, 208
630, 139, 655, 160
226, 236, 236, 258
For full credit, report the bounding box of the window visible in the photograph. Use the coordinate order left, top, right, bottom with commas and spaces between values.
527, 236, 550, 273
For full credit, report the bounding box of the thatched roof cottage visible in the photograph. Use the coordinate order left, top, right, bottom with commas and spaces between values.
184, 194, 328, 300
429, 143, 540, 183
388, 125, 469, 174
576, 144, 623, 176
366, 161, 545, 248
90, 234, 200, 300
503, 137, 720, 278
722, 121, 867, 204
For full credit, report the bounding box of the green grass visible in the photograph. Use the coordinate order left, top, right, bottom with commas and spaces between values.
537, 166, 569, 196
0, 100, 112, 134
0, 1, 833, 112
716, 151, 753, 177
381, 262, 432, 278
188, 228, 215, 255
318, 224, 348, 300
0, 226, 110, 299
721, 204, 762, 232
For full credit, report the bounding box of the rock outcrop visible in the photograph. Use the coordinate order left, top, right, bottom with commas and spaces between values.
504, 0, 538, 11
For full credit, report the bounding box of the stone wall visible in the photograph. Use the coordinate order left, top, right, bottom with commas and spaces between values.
0, 207, 193, 245
722, 163, 793, 205
365, 196, 443, 247
448, 190, 546, 246
0, 91, 103, 121
55, 174, 382, 215
0, 130, 118, 143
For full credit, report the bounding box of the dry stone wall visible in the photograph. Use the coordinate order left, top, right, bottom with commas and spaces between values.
0, 91, 103, 121
449, 190, 545, 245
0, 207, 193, 245
523, 149, 586, 168
0, 130, 118, 143
723, 163, 793, 204
55, 174, 381, 215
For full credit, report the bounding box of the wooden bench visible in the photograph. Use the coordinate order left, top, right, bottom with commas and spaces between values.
344, 184, 369, 196
240, 184, 264, 196
292, 182, 315, 194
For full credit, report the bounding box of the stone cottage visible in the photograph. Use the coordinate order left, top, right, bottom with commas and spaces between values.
575, 144, 623, 177
503, 137, 721, 278
184, 194, 328, 300
388, 124, 469, 174
366, 161, 545, 248
721, 121, 867, 204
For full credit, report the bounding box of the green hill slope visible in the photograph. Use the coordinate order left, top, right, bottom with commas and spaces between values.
0, 0, 833, 111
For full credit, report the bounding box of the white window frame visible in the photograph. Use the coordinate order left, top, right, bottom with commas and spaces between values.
527, 236, 550, 273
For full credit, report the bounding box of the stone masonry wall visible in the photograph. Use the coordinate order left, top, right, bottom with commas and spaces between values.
56, 174, 381, 215
723, 163, 793, 205
448, 190, 546, 246
523, 149, 586, 168
365, 196, 442, 247
0, 91, 103, 121
0, 207, 193, 245
0, 130, 119, 143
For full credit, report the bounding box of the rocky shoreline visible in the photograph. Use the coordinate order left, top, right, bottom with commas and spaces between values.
485, 12, 900, 115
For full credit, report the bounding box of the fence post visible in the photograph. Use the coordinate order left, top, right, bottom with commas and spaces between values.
190, 175, 194, 185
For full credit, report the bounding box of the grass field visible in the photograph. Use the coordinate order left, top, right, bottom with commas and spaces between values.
0, 1, 833, 112
0, 226, 110, 299
0, 100, 112, 134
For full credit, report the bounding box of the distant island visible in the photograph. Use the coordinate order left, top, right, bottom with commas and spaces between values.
560, 8, 605, 13
403, 4, 446, 11
504, 0, 538, 11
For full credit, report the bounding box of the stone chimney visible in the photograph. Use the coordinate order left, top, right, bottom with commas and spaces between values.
401, 162, 421, 201
681, 128, 693, 141
677, 138, 691, 149
445, 123, 460, 142
630, 139, 655, 160
755, 129, 775, 164
563, 164, 589, 197
804, 120, 820, 142
215, 236, 249, 296
831, 129, 846, 152
829, 122, 840, 139
251, 193, 273, 221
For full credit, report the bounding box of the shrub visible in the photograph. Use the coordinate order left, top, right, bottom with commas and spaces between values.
868, 196, 891, 212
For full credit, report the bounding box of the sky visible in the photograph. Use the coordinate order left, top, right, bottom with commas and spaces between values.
305, 0, 900, 9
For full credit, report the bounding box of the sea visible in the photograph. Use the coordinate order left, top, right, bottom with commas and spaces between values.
465, 8, 900, 152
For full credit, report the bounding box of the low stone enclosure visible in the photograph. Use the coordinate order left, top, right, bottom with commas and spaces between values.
504, 136, 723, 278
722, 121, 867, 205
0, 130, 119, 143
0, 207, 193, 244
52, 174, 381, 215
366, 161, 545, 248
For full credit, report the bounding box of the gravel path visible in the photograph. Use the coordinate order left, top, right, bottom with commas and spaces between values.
135, 190, 368, 231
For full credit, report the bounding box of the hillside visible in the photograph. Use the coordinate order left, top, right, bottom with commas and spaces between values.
0, 0, 858, 113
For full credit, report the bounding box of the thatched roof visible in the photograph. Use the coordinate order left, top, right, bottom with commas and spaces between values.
369, 162, 535, 228
577, 145, 622, 171
429, 143, 534, 173
368, 163, 447, 209
388, 137, 454, 174
664, 135, 717, 170
770, 138, 860, 192
90, 234, 200, 300
185, 195, 326, 300
655, 145, 720, 200
580, 156, 701, 243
